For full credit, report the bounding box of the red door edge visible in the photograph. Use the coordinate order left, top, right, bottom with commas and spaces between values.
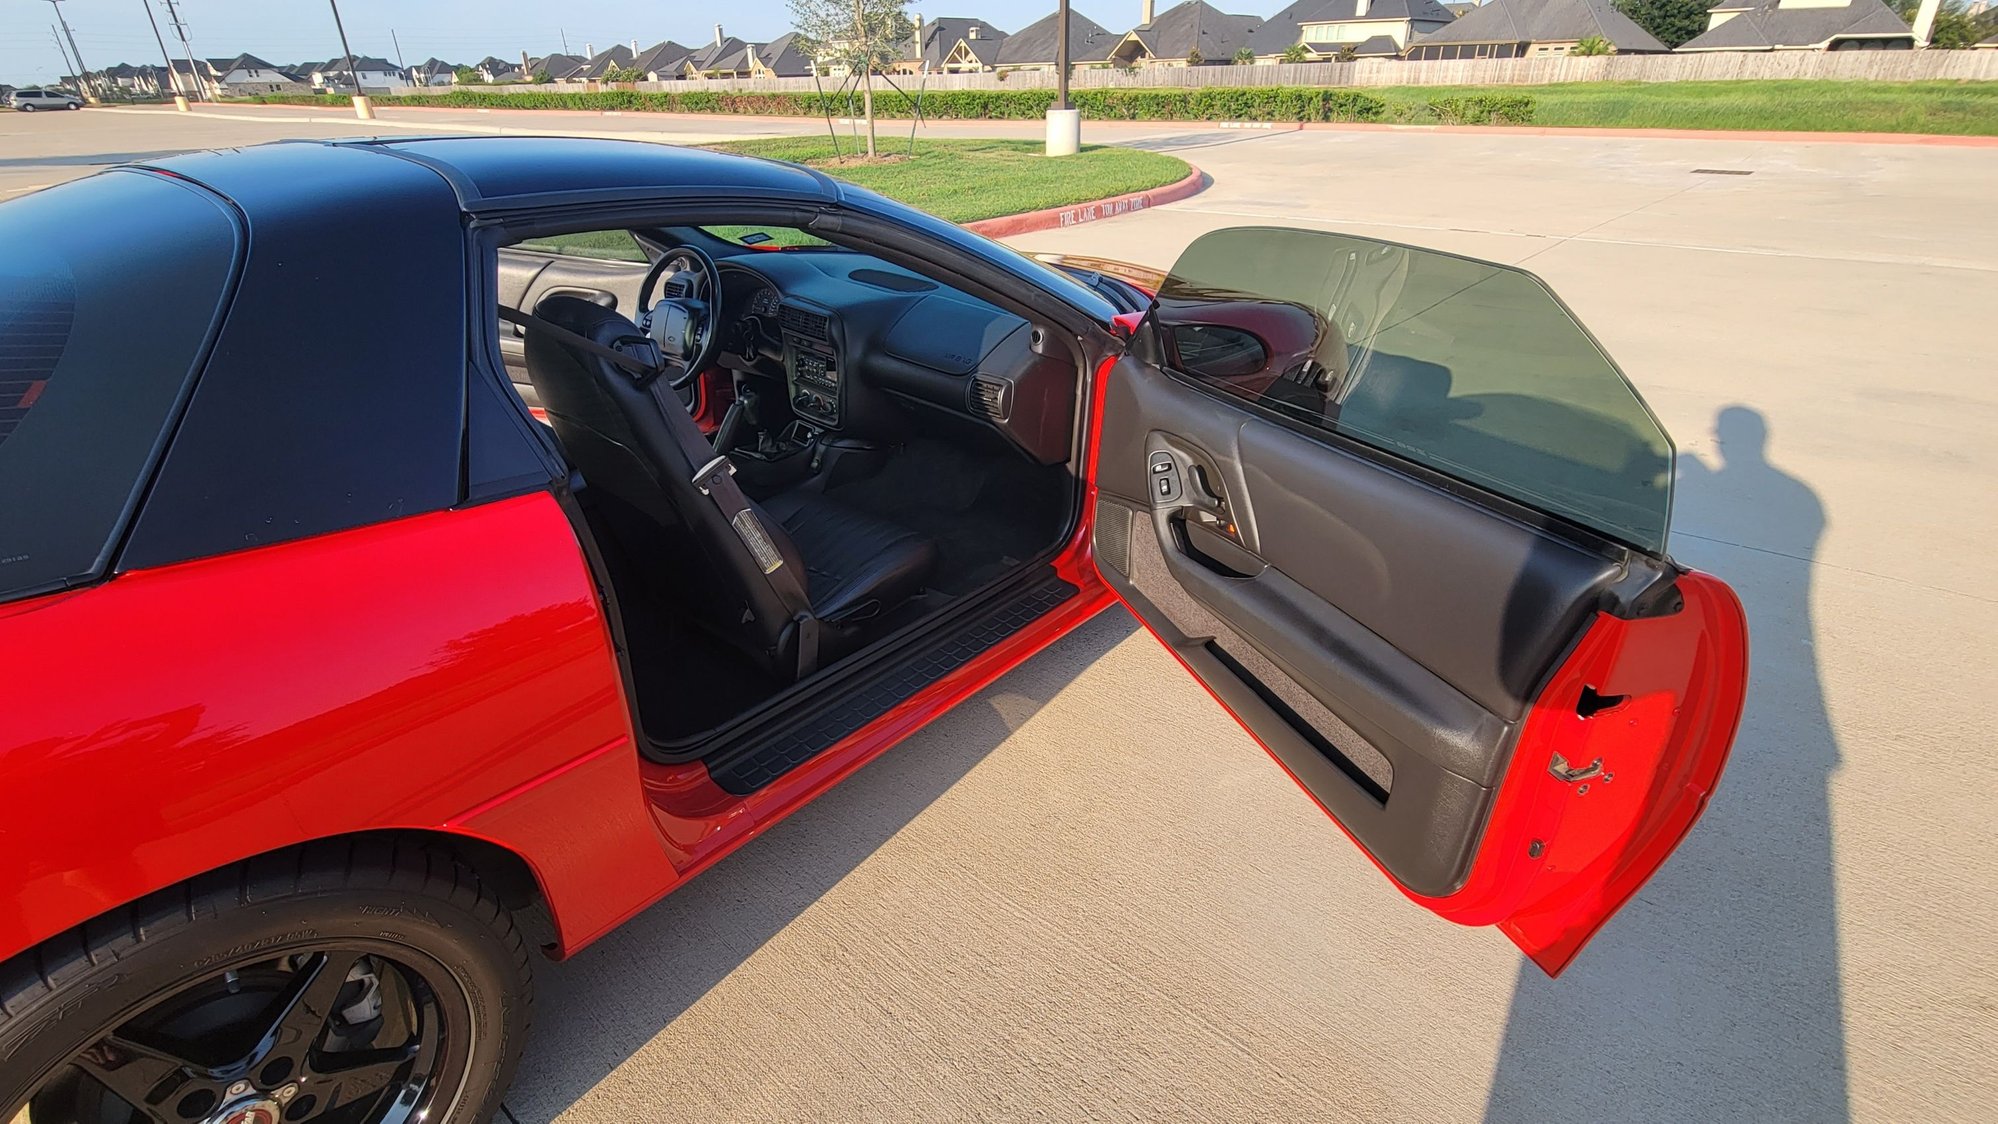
1455, 569, 1749, 974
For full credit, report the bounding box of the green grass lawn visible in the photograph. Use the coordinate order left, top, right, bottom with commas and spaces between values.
701, 136, 1192, 223
1370, 80, 1998, 136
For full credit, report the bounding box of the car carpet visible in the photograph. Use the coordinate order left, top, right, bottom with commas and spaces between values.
826, 439, 1067, 597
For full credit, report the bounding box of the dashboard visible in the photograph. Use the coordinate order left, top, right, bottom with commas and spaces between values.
713, 248, 1077, 465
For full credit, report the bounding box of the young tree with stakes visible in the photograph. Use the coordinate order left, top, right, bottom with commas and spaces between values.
789, 0, 914, 158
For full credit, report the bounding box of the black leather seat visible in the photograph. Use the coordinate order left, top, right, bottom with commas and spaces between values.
520, 295, 936, 680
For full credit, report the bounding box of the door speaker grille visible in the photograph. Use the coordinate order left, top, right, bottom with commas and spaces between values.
1095, 498, 1134, 575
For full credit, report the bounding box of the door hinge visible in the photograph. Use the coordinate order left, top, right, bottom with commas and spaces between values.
1548, 752, 1604, 784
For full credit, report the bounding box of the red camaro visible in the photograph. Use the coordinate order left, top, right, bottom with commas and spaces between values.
0, 138, 1746, 1123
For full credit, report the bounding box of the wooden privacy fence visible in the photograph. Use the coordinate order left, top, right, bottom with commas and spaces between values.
416, 49, 1998, 98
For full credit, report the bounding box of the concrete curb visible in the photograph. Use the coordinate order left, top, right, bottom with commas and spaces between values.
963, 165, 1208, 238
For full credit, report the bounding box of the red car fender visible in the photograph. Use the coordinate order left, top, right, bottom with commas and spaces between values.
0, 493, 679, 962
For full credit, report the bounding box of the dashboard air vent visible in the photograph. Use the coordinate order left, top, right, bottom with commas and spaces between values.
969, 374, 1010, 421
779, 305, 832, 341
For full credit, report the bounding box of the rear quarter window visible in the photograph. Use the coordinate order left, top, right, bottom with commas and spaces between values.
0, 172, 239, 600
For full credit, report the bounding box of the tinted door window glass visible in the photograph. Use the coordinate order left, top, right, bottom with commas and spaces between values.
1157, 227, 1672, 552
0, 173, 238, 600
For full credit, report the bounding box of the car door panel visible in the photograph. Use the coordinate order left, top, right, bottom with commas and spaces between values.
496, 249, 647, 405
1095, 358, 1652, 899
1088, 227, 1747, 975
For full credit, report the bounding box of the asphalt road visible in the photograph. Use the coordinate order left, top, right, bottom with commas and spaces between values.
6, 106, 1995, 1123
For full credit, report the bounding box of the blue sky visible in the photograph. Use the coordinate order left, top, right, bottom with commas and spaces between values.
4, 0, 1205, 85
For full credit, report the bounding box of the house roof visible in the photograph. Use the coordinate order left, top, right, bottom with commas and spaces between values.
315, 56, 401, 74
573, 44, 635, 79
1410, 0, 1667, 48
1250, 0, 1457, 52
1679, 0, 1913, 50
757, 32, 816, 76
216, 54, 284, 75
996, 9, 1123, 63
535, 53, 587, 79
1124, 0, 1263, 61
910, 16, 1013, 67
633, 39, 695, 76
475, 56, 515, 73
1351, 32, 1407, 53
689, 37, 761, 73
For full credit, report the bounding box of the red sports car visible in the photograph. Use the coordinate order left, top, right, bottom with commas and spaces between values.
0, 137, 1746, 1123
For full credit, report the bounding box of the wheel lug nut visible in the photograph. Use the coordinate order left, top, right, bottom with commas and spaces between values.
227, 1080, 251, 1097
276, 1082, 299, 1103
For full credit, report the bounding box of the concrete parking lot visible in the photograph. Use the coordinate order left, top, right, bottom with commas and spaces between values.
6, 106, 1995, 1122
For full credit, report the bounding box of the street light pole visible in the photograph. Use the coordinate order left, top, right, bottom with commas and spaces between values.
1056, 0, 1070, 111
140, 0, 191, 109
46, 0, 99, 103
1045, 0, 1079, 156
327, 0, 374, 119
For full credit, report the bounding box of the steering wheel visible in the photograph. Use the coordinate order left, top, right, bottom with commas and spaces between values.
636, 244, 724, 391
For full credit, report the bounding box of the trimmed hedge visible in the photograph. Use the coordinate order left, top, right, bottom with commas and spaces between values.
243, 85, 1533, 125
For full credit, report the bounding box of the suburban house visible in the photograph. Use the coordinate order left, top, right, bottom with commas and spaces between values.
1404, 0, 1668, 57
565, 43, 637, 82
1249, 0, 1457, 59
309, 56, 407, 91
901, 15, 1013, 71
1111, 0, 1263, 65
684, 33, 765, 78
632, 40, 696, 80
755, 33, 818, 77
469, 56, 516, 82
993, 8, 1125, 69
1676, 0, 1915, 51
409, 58, 458, 86
208, 54, 304, 94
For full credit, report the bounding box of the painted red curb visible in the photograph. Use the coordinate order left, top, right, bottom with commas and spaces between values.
963, 164, 1206, 238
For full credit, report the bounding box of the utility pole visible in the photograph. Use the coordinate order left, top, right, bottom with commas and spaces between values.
162, 0, 209, 101
140, 0, 190, 107
1910, 0, 1943, 45
46, 0, 99, 102
50, 25, 78, 92
327, 0, 374, 119
390, 28, 405, 71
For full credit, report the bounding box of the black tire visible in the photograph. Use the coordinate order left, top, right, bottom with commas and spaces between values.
17, 104, 34, 112
67, 102, 82, 110
0, 838, 533, 1124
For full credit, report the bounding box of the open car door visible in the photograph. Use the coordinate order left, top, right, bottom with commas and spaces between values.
1088, 228, 1748, 976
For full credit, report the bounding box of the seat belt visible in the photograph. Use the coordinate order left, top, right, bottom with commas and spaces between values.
502, 305, 820, 677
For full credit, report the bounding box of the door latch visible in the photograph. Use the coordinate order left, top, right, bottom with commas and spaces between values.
1548, 752, 1603, 784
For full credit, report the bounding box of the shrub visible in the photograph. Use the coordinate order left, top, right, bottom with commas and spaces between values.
1426, 93, 1535, 124
1572, 35, 1615, 56
1280, 43, 1310, 63
1233, 47, 1257, 65
247, 85, 1479, 126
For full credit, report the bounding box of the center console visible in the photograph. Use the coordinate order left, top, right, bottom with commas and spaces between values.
779, 301, 841, 429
